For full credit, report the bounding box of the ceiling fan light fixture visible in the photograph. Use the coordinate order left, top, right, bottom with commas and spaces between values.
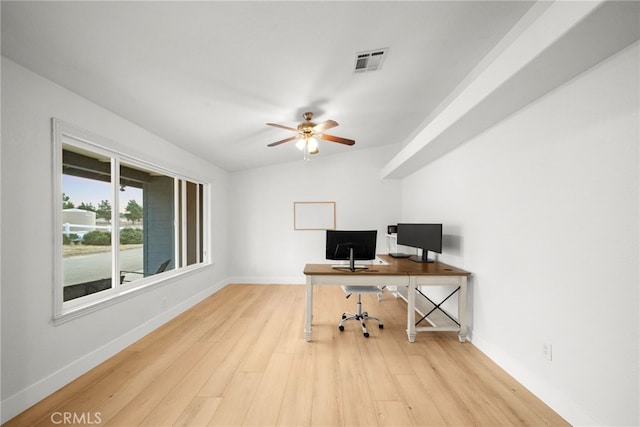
302, 143, 312, 162
307, 137, 319, 152
266, 111, 355, 161
298, 137, 319, 159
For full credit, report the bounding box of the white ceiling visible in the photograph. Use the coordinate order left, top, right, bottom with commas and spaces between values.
1, 1, 539, 171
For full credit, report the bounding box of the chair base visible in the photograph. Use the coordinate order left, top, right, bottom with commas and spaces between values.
338, 312, 383, 338
338, 291, 383, 338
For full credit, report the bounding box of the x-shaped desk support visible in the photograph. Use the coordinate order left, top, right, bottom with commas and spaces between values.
415, 286, 461, 327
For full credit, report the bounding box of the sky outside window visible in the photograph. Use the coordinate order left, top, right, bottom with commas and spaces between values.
63, 174, 143, 213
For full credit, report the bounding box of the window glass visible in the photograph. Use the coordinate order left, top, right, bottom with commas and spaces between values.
62, 147, 113, 301
118, 162, 144, 284
186, 181, 198, 266
177, 180, 204, 267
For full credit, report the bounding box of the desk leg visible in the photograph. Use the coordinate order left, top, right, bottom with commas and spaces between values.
305, 276, 313, 342
407, 276, 416, 343
458, 276, 468, 343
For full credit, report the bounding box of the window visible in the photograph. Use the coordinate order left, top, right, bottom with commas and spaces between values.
53, 119, 208, 320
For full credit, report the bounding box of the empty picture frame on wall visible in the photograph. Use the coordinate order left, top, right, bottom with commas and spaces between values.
294, 201, 336, 230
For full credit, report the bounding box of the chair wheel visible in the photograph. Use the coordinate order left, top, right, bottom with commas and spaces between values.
339, 325, 344, 331
379, 324, 384, 329
341, 314, 346, 319
364, 332, 370, 338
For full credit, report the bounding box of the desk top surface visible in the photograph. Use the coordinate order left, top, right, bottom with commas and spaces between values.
303, 254, 471, 276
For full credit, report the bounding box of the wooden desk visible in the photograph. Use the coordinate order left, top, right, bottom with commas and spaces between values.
303, 255, 471, 342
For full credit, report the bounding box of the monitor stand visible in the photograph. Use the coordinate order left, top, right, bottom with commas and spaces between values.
409, 250, 435, 263
331, 247, 369, 272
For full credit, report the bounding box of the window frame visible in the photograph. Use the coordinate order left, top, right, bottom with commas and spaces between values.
52, 119, 211, 323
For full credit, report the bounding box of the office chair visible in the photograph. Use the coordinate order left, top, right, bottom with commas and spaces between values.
338, 285, 384, 338
120, 259, 171, 283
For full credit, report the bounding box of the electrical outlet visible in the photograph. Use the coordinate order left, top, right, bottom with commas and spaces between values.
542, 343, 552, 361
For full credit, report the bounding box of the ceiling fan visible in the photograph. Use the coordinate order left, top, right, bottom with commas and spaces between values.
266, 112, 355, 159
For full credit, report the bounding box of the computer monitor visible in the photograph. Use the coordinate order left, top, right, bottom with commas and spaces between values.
396, 223, 442, 263
326, 230, 377, 272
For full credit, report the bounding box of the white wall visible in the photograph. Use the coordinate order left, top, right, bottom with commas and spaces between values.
401, 43, 639, 426
228, 145, 402, 283
0, 58, 230, 422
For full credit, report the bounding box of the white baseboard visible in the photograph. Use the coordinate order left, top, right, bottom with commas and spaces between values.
0, 279, 229, 424
226, 276, 305, 285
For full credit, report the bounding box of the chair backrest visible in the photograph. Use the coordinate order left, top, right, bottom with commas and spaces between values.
156, 259, 171, 274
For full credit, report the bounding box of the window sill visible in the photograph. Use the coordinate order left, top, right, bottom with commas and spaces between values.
53, 262, 213, 326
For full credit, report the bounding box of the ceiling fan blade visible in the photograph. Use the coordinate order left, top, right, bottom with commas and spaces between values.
266, 123, 298, 132
319, 133, 355, 146
267, 135, 299, 147
313, 120, 339, 132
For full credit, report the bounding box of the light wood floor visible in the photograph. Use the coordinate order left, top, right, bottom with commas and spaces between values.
5, 284, 569, 426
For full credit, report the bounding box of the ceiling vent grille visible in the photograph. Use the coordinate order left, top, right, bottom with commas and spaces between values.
353, 48, 388, 73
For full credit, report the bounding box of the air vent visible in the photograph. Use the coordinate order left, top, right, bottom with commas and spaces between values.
353, 48, 388, 73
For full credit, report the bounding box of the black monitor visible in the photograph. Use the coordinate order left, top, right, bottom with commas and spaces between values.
396, 223, 442, 263
326, 230, 377, 272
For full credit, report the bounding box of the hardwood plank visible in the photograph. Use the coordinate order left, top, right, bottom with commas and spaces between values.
376, 330, 416, 376
273, 286, 305, 354
310, 322, 343, 426
173, 397, 222, 427
354, 336, 402, 402
240, 287, 296, 373
189, 285, 259, 344
395, 374, 447, 426
336, 329, 379, 427
407, 354, 476, 425
137, 340, 234, 427
196, 317, 261, 398
350, 292, 406, 402
375, 400, 414, 427
276, 339, 315, 426
207, 372, 262, 426
242, 352, 293, 426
